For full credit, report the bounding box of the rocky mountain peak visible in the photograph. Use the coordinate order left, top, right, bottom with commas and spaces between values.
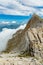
2, 14, 43, 59
25, 14, 42, 31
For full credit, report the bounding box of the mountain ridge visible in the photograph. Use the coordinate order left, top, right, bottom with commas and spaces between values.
2, 14, 43, 59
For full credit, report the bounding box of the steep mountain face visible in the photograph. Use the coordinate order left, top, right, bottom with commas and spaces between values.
4, 14, 43, 58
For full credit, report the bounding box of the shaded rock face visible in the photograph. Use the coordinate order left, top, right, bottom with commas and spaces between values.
4, 14, 43, 58
28, 28, 43, 58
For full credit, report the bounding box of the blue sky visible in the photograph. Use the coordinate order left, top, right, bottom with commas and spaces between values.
0, 14, 32, 24
0, 0, 43, 24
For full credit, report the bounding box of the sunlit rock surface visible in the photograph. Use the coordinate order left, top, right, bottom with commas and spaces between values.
0, 57, 42, 65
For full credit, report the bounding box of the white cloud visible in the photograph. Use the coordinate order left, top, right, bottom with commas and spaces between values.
0, 21, 17, 25
19, 0, 43, 6
0, 21, 10, 24
12, 21, 16, 24
0, 0, 43, 16
0, 24, 26, 51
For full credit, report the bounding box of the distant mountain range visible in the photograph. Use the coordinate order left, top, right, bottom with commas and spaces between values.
0, 23, 20, 31
0, 14, 32, 31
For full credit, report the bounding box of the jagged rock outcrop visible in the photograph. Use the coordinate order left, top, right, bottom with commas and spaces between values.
4, 14, 43, 59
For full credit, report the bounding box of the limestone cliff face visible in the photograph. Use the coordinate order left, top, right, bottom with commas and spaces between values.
4, 14, 43, 58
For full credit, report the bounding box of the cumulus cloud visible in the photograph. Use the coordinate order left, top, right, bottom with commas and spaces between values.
0, 0, 43, 16
0, 24, 26, 51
